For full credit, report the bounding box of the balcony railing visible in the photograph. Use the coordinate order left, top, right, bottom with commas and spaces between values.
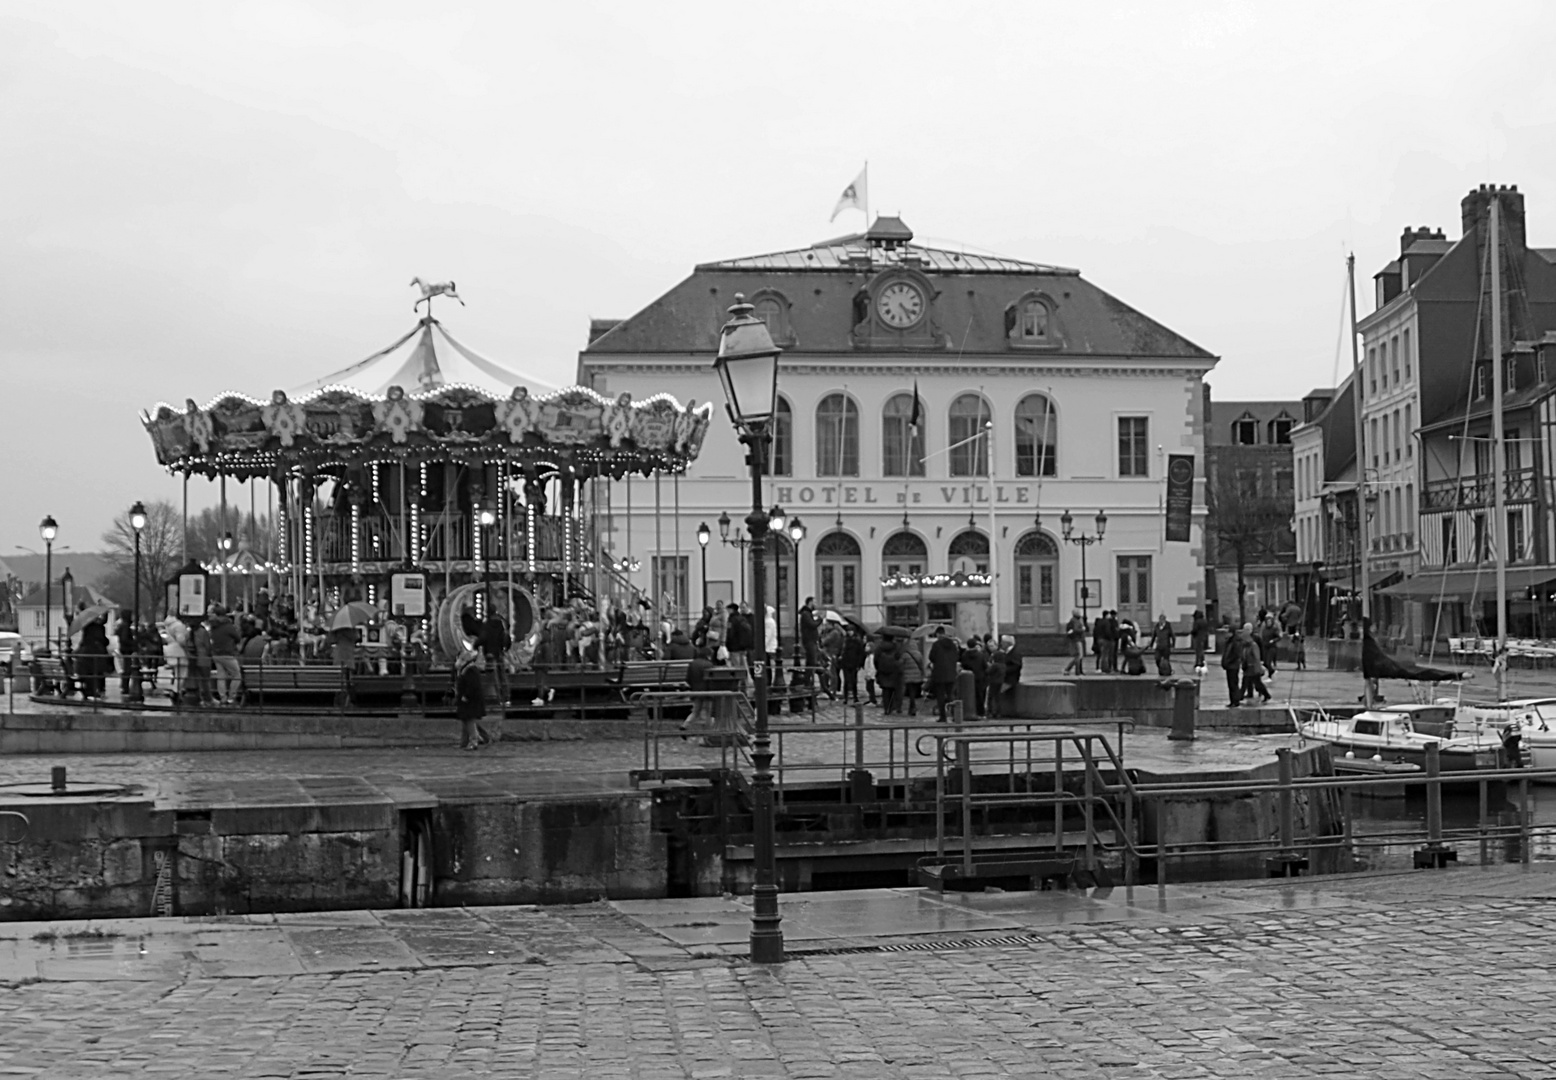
1421, 467, 1538, 511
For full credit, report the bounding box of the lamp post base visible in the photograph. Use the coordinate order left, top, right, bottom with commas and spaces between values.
749, 885, 784, 963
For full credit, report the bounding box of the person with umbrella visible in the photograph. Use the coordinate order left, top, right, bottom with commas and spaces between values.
75, 610, 111, 699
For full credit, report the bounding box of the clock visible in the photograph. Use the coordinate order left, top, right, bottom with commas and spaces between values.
876, 281, 925, 328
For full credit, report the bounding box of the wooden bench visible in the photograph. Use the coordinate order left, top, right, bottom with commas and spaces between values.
30, 657, 71, 697
612, 661, 694, 691
239, 662, 347, 707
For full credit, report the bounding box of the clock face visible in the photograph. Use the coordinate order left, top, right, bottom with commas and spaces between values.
876, 281, 925, 328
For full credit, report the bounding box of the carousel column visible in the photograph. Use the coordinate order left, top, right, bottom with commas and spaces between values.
561, 471, 576, 602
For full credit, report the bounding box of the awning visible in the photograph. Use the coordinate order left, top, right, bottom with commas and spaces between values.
1378, 566, 1556, 600
1324, 568, 1403, 591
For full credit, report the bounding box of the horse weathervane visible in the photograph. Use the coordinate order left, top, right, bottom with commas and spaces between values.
410, 277, 465, 318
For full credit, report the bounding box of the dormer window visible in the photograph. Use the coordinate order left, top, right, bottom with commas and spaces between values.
1506, 357, 1518, 393
750, 289, 795, 346
1475, 364, 1490, 401
1005, 292, 1060, 349
1232, 417, 1258, 445
1269, 415, 1295, 445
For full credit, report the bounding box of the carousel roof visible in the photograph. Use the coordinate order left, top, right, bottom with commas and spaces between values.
289, 316, 557, 399
140, 297, 713, 482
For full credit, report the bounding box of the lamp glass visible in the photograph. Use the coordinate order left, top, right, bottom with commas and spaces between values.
788, 519, 805, 542
39, 516, 57, 543
1060, 510, 1074, 539
478, 506, 496, 527
697, 522, 710, 548
717, 511, 731, 541
713, 297, 781, 429
1096, 510, 1108, 538
130, 502, 147, 532
769, 504, 786, 533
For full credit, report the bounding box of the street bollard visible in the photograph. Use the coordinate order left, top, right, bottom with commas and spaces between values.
1414, 741, 1457, 869
1167, 678, 1197, 741
955, 670, 978, 721
51, 766, 66, 792
1265, 747, 1308, 877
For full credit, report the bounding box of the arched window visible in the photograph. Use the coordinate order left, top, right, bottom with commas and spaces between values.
882, 393, 926, 477
1006, 293, 1059, 348
948, 394, 990, 477
881, 531, 928, 576
1017, 299, 1048, 340
815, 531, 862, 614
752, 289, 794, 346
816, 393, 859, 477
947, 529, 989, 574
767, 396, 792, 477
1014, 393, 1057, 477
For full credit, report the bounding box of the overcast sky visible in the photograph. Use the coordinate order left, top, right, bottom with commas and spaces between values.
4, 0, 1554, 557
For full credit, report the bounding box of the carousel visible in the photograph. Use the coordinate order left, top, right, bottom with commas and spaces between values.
140, 283, 712, 662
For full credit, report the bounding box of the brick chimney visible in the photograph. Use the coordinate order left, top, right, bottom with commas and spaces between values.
1399, 226, 1445, 254
1461, 184, 1527, 253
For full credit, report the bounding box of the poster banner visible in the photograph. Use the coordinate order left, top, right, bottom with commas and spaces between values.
1165, 454, 1195, 543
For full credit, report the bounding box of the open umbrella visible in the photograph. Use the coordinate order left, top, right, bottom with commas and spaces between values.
329, 601, 379, 632
877, 625, 912, 638
908, 622, 954, 641
823, 610, 845, 624
68, 604, 116, 635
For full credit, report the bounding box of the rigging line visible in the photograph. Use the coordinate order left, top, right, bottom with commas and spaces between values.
1427, 233, 1493, 665
1331, 265, 1351, 390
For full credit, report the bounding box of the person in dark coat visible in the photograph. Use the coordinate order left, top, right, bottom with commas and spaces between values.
839, 629, 866, 703
901, 640, 924, 716
682, 642, 716, 730
873, 636, 904, 714
1190, 609, 1210, 671
1090, 612, 1106, 673
453, 649, 487, 750
1000, 635, 1022, 696
927, 627, 961, 721
478, 611, 511, 705
960, 638, 988, 716
691, 607, 713, 648
799, 597, 822, 673
985, 640, 1008, 719
77, 615, 111, 699
725, 603, 752, 669
115, 611, 137, 694
1150, 615, 1175, 677
1101, 611, 1121, 673
1240, 624, 1272, 703
666, 628, 696, 660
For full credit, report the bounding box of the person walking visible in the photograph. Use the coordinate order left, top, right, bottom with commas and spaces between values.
1240, 624, 1272, 704
999, 635, 1022, 704
1090, 611, 1106, 673
453, 649, 487, 750
1258, 610, 1281, 674
928, 626, 961, 721
1190, 609, 1210, 673
1220, 625, 1244, 707
819, 618, 844, 700
724, 603, 751, 670
862, 639, 879, 706
115, 611, 137, 696
1063, 610, 1087, 675
1150, 615, 1175, 677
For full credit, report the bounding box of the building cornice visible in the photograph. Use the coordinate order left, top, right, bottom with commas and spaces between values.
581, 356, 1214, 379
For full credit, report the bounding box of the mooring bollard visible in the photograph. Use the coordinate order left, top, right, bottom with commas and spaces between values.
1265, 747, 1308, 877
51, 766, 66, 792
1414, 741, 1457, 868
848, 702, 873, 803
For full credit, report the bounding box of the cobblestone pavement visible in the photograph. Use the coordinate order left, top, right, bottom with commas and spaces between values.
5, 866, 1556, 1078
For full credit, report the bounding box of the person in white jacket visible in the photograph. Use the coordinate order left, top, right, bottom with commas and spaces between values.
764, 605, 778, 659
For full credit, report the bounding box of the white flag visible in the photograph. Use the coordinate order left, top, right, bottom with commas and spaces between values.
830, 164, 868, 222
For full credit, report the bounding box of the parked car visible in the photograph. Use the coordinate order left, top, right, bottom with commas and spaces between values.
0, 631, 34, 676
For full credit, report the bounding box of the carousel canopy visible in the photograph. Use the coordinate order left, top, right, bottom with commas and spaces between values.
140, 298, 714, 482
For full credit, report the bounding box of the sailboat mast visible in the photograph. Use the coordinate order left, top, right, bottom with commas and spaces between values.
1491, 196, 1509, 700
1348, 253, 1373, 708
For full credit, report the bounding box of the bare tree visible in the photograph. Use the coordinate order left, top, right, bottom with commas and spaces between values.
101, 500, 185, 620
185, 507, 277, 565
1206, 469, 1295, 626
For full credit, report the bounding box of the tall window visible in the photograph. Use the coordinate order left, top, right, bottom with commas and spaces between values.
652, 556, 689, 629
1014, 393, 1057, 477
1442, 517, 1458, 564
1510, 511, 1526, 561
949, 394, 990, 477
767, 396, 792, 477
1391, 336, 1400, 384
815, 532, 861, 612
1405, 404, 1412, 456
882, 393, 926, 477
947, 530, 989, 574
1368, 347, 1377, 395
1017, 299, 1048, 340
815, 393, 859, 477
1118, 417, 1149, 477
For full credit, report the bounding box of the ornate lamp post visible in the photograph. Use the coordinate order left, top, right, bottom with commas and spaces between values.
39, 515, 57, 656
712, 293, 784, 964
696, 521, 710, 611
1060, 509, 1107, 631
787, 516, 806, 670
129, 501, 147, 703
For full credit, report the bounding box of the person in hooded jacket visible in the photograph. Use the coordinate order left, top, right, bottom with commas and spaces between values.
839, 628, 866, 703
666, 627, 696, 660
873, 635, 904, 714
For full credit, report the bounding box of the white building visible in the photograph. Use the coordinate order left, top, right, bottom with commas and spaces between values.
578, 217, 1218, 651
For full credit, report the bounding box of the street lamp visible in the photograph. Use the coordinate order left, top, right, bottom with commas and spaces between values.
39, 515, 57, 657
129, 501, 146, 703
218, 531, 234, 606
712, 293, 784, 964
718, 509, 750, 605
787, 516, 806, 670
1060, 509, 1107, 634
697, 521, 711, 611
